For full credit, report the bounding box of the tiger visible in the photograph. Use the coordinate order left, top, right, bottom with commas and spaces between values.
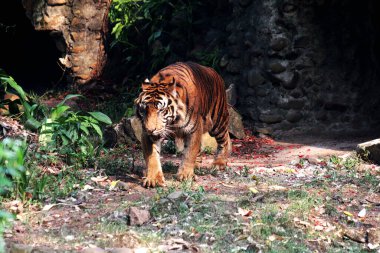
134, 62, 231, 187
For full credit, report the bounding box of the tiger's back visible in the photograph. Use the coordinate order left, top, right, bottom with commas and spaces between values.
153, 62, 229, 137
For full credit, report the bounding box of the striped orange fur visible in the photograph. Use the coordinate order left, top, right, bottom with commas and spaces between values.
135, 62, 230, 187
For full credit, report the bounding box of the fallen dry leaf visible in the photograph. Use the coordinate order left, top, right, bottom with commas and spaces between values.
90, 176, 108, 182
343, 211, 353, 217
237, 207, 253, 217
268, 185, 287, 191
109, 180, 120, 191
249, 187, 259, 194
315, 225, 324, 231
357, 208, 366, 218
81, 184, 94, 191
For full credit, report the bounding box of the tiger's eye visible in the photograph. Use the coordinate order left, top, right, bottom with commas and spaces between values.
139, 104, 146, 115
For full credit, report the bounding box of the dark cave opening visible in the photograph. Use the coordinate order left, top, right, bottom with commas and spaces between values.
0, 0, 63, 93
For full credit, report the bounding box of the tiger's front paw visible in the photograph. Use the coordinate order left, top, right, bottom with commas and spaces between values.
212, 157, 227, 170
143, 171, 166, 188
176, 167, 195, 181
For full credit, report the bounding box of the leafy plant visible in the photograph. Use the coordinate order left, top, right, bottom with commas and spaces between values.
39, 94, 112, 165
0, 138, 26, 251
0, 138, 26, 195
0, 69, 43, 130
108, 0, 222, 81
191, 47, 221, 71
202, 146, 213, 155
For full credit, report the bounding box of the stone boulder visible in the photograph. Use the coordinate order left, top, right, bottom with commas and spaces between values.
226, 83, 237, 106
357, 139, 380, 164
103, 116, 142, 147
228, 106, 246, 139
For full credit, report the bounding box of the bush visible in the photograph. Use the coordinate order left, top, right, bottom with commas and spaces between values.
0, 69, 44, 130
39, 94, 112, 165
109, 0, 224, 79
0, 138, 26, 251
1, 72, 112, 166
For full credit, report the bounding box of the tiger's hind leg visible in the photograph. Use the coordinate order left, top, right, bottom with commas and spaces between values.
211, 128, 231, 170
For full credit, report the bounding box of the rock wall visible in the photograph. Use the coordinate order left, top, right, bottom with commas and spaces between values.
22, 0, 111, 84
220, 0, 380, 136
20, 0, 380, 135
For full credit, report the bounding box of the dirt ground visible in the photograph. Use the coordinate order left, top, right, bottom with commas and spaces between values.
4, 133, 380, 253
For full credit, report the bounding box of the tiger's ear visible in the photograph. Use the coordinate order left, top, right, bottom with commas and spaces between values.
141, 78, 151, 91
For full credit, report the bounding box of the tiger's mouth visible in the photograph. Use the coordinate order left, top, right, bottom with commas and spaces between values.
144, 126, 167, 137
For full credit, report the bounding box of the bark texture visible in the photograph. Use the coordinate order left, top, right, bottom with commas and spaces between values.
22, 0, 111, 84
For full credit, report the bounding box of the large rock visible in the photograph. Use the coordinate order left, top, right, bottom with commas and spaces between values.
286, 109, 303, 123
259, 113, 283, 124
270, 36, 289, 51
277, 97, 306, 110
103, 116, 142, 147
226, 83, 237, 106
357, 139, 380, 164
273, 71, 298, 89
247, 69, 265, 87
130, 117, 143, 142
228, 106, 246, 139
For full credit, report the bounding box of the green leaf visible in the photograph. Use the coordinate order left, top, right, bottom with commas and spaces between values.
51, 105, 70, 120
90, 123, 103, 138
1, 76, 27, 101
25, 117, 41, 130
148, 30, 162, 45
80, 125, 90, 135
60, 134, 70, 146
0, 176, 11, 188
88, 112, 112, 125
57, 94, 83, 107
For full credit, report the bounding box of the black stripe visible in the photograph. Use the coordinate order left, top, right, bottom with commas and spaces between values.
187, 121, 198, 134
211, 102, 226, 133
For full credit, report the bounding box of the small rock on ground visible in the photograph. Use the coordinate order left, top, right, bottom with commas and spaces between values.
9, 244, 33, 253
367, 228, 380, 245
357, 139, 380, 164
82, 247, 106, 253
128, 207, 150, 226
108, 248, 134, 253
167, 191, 184, 200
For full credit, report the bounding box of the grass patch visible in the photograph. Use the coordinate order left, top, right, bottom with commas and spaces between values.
195, 166, 218, 176
162, 161, 178, 174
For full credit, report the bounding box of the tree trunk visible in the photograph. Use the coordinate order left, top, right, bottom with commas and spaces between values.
22, 0, 112, 85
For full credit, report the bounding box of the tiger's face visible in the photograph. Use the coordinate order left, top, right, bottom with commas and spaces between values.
135, 78, 178, 137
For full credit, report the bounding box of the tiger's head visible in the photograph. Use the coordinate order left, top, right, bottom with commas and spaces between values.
135, 77, 179, 138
